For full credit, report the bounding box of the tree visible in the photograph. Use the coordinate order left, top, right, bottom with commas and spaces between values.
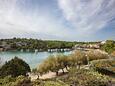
38, 55, 63, 76
101, 40, 115, 54
87, 50, 109, 61
0, 57, 31, 77
69, 50, 87, 69
11, 43, 17, 49
56, 54, 69, 73
45, 55, 60, 76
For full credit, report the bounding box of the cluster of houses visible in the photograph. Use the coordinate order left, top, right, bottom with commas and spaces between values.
74, 41, 106, 50
74, 44, 100, 49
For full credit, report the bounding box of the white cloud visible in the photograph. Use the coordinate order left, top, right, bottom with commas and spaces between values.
58, 0, 115, 34
0, 0, 74, 40
0, 0, 115, 41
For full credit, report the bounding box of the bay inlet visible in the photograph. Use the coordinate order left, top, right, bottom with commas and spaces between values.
0, 51, 71, 69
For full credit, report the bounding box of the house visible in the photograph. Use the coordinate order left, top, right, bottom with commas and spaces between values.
74, 43, 100, 50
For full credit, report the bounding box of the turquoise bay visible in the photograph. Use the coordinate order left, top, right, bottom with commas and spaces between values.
0, 51, 71, 69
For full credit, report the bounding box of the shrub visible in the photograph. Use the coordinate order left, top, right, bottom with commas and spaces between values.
0, 76, 16, 86
101, 40, 115, 54
86, 50, 109, 61
69, 50, 88, 67
0, 75, 32, 86
111, 51, 115, 58
38, 54, 69, 76
38, 55, 60, 76
43, 81, 68, 86
56, 54, 69, 73
15, 75, 32, 86
32, 79, 68, 86
0, 57, 31, 77
37, 50, 109, 77
58, 68, 111, 86
90, 59, 115, 75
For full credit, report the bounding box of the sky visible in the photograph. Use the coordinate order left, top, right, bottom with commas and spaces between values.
0, 0, 115, 41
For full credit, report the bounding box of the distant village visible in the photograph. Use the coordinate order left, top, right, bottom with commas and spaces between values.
74, 41, 106, 50
0, 40, 106, 52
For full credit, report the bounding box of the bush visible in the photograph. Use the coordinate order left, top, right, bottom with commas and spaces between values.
0, 76, 15, 86
86, 50, 109, 61
38, 54, 69, 76
0, 75, 32, 86
91, 59, 115, 75
101, 40, 115, 54
37, 50, 110, 77
111, 51, 115, 58
58, 68, 111, 86
69, 50, 88, 66
43, 81, 68, 86
15, 76, 32, 86
0, 57, 31, 77
32, 79, 68, 86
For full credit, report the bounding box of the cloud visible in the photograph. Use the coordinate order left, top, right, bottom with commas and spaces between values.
0, 0, 74, 40
58, 0, 115, 34
0, 0, 115, 41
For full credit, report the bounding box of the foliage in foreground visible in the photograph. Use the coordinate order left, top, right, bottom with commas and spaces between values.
0, 75, 32, 86
0, 57, 31, 77
56, 68, 111, 86
0, 68, 111, 86
111, 51, 115, 57
91, 59, 115, 75
33, 68, 111, 86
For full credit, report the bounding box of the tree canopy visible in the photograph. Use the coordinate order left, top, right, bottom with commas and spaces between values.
0, 57, 31, 77
101, 40, 115, 54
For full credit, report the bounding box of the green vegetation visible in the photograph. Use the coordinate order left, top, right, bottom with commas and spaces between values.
111, 51, 115, 57
91, 59, 115, 75
33, 68, 111, 86
0, 68, 111, 86
0, 38, 77, 51
101, 40, 115, 54
0, 57, 31, 77
33, 80, 69, 86
58, 68, 110, 86
37, 50, 109, 76
0, 75, 32, 86
87, 50, 109, 61
0, 48, 114, 86
38, 54, 69, 76
0, 38, 102, 52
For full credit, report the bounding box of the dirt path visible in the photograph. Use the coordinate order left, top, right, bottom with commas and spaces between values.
29, 68, 68, 81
